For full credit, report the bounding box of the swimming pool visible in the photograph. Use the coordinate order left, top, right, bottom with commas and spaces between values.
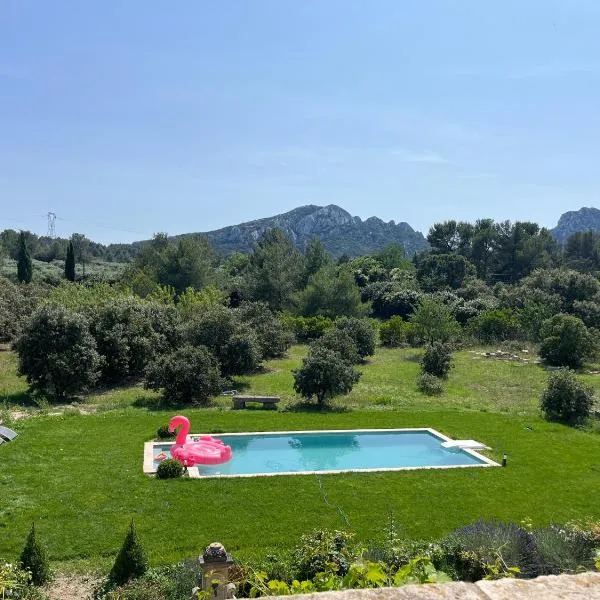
144, 428, 498, 478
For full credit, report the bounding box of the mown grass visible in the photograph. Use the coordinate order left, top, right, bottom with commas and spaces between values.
0, 345, 599, 573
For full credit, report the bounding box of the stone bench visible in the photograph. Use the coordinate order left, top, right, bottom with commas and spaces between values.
232, 395, 280, 410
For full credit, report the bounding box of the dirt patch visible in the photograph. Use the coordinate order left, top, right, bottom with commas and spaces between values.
47, 574, 100, 600
7, 404, 100, 421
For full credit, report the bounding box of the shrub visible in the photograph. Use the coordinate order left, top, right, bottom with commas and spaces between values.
219, 331, 262, 376
144, 345, 222, 405
416, 372, 443, 396
237, 301, 294, 358
379, 316, 411, 347
539, 314, 594, 369
156, 459, 184, 479
540, 368, 594, 425
0, 278, 45, 343
89, 299, 181, 383
533, 524, 598, 575
312, 329, 361, 364
292, 529, 355, 580
281, 315, 334, 342
15, 305, 102, 401
155, 425, 174, 440
468, 309, 520, 344
421, 342, 453, 379
334, 317, 376, 359
19, 523, 51, 586
293, 347, 361, 406
409, 298, 460, 345
0, 562, 47, 600
446, 520, 541, 579
109, 520, 148, 587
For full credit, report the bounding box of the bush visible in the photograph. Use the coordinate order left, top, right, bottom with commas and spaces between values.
155, 425, 174, 440
468, 309, 520, 343
293, 347, 361, 406
446, 520, 541, 579
334, 317, 376, 359
539, 314, 594, 369
292, 529, 355, 580
15, 305, 102, 401
281, 315, 333, 342
409, 298, 460, 345
0, 277, 45, 343
89, 299, 181, 383
144, 345, 222, 405
219, 331, 262, 376
421, 342, 453, 379
156, 459, 184, 479
19, 523, 51, 586
379, 316, 411, 347
109, 520, 148, 587
416, 372, 443, 396
0, 561, 47, 600
236, 301, 294, 358
533, 524, 598, 575
312, 329, 361, 364
540, 368, 594, 425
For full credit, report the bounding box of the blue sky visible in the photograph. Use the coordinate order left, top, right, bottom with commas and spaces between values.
2, 1, 600, 244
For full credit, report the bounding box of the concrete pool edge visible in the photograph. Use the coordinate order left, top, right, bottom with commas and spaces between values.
143, 427, 500, 478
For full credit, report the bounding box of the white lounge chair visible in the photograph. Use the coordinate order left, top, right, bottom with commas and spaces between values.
0, 426, 18, 442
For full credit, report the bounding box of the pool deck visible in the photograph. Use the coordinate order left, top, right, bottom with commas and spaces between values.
143, 427, 500, 478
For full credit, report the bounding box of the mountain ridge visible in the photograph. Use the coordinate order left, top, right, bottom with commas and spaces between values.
170, 204, 427, 257
551, 207, 600, 243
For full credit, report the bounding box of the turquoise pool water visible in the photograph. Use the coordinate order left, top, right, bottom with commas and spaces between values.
152, 429, 491, 477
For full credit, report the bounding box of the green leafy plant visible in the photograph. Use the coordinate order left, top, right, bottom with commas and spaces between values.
156, 459, 184, 479
292, 529, 355, 580
393, 556, 451, 585
19, 523, 51, 586
539, 314, 594, 369
156, 425, 174, 440
417, 372, 443, 396
541, 368, 594, 425
420, 342, 453, 379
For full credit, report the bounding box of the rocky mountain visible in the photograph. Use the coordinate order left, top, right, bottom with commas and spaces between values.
188, 204, 427, 257
551, 207, 600, 243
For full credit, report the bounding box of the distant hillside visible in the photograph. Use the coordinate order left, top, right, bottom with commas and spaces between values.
552, 207, 600, 243
181, 204, 427, 257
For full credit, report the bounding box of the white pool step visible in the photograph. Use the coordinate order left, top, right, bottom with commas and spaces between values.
441, 439, 490, 450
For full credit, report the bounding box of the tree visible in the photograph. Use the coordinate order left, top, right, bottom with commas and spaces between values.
19, 523, 51, 586
312, 328, 361, 364
109, 520, 148, 586
334, 316, 376, 359
293, 347, 361, 405
539, 314, 594, 369
294, 267, 367, 318
65, 240, 76, 282
219, 331, 262, 376
15, 305, 102, 400
409, 298, 460, 344
89, 299, 181, 383
416, 254, 476, 291
541, 368, 594, 425
374, 243, 411, 270
303, 238, 330, 285
16, 231, 33, 283
236, 301, 294, 358
246, 229, 305, 310
421, 342, 453, 379
144, 345, 222, 404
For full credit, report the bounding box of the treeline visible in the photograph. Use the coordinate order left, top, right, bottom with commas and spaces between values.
4, 217, 600, 405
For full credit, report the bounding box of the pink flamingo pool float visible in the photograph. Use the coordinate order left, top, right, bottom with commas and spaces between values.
168, 415, 233, 467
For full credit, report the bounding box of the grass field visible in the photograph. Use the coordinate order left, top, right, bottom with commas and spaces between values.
1, 345, 599, 574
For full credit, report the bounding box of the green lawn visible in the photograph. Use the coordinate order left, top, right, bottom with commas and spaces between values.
0, 346, 599, 573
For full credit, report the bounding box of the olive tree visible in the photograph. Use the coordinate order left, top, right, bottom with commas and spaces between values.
293, 347, 361, 406
15, 305, 102, 401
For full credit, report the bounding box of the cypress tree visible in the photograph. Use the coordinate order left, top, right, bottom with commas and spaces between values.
109, 520, 148, 586
19, 522, 51, 586
65, 240, 76, 281
17, 231, 33, 283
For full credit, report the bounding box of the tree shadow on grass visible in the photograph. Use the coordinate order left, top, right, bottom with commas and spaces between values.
1, 389, 42, 409
283, 400, 351, 413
